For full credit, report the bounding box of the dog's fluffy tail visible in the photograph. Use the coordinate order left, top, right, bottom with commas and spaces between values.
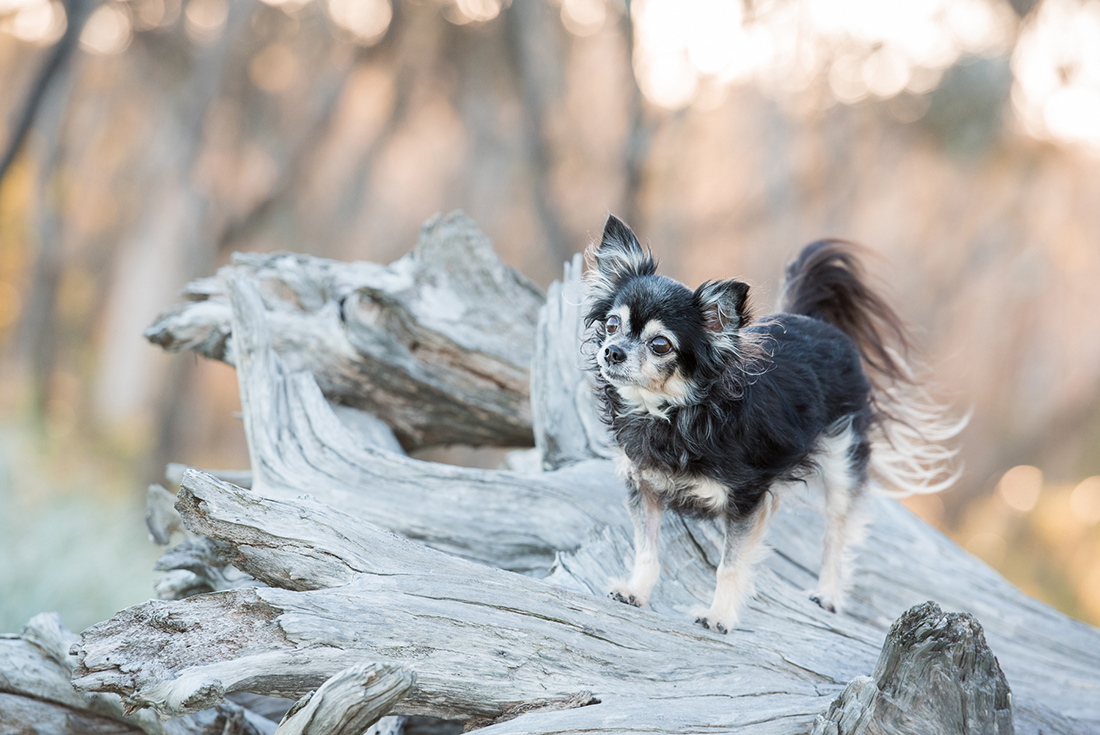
779, 240, 967, 497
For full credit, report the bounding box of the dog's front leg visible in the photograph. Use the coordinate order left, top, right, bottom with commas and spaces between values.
694, 494, 777, 633
609, 484, 663, 608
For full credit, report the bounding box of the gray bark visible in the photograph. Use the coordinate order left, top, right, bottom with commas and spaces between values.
811, 601, 1013, 735
530, 255, 616, 469
143, 210, 544, 450
274, 664, 414, 735
0, 612, 277, 735
67, 253, 1100, 734
194, 274, 625, 575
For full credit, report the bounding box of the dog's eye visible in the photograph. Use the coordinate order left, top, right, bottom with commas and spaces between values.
606, 315, 620, 334
650, 336, 672, 355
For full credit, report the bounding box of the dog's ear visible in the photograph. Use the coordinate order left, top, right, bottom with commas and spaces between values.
585, 215, 656, 303
695, 280, 752, 337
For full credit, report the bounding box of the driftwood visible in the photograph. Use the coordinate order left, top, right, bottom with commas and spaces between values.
143, 211, 544, 450
0, 612, 278, 735
62, 235, 1099, 735
7, 214, 1097, 733
810, 602, 1013, 735
274, 664, 413, 735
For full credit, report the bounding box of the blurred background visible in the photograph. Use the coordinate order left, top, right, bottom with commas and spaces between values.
2, 0, 1100, 634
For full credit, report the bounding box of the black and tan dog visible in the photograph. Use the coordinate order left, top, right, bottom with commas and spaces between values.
586, 215, 963, 632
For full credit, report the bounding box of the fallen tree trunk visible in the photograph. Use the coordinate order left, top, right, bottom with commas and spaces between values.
0, 612, 278, 735
65, 239, 1100, 735
144, 211, 544, 450
155, 275, 628, 576
0, 212, 1082, 734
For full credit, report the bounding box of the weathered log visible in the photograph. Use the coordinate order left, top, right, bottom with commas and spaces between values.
152, 535, 260, 600
150, 402, 405, 600
144, 210, 544, 450
0, 612, 277, 735
74, 470, 833, 728
145, 483, 186, 546
165, 465, 254, 489
147, 482, 262, 600
68, 228, 1100, 734
274, 664, 414, 735
147, 262, 610, 599
219, 275, 627, 574
530, 254, 615, 469
811, 601, 1013, 735
77, 466, 1092, 734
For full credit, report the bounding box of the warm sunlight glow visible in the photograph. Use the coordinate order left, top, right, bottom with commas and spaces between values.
559, 0, 606, 37
184, 0, 227, 43
80, 3, 133, 55
130, 0, 180, 31
259, 0, 312, 10
0, 0, 66, 45
326, 0, 391, 45
1012, 0, 1100, 151
131, 0, 164, 30
630, 0, 1014, 111
632, 0, 747, 109
447, 0, 503, 25
996, 465, 1043, 513
1070, 476, 1100, 524
685, 0, 743, 75
0, 0, 37, 13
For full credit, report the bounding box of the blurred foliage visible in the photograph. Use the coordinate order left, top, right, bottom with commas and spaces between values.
2, 0, 1100, 632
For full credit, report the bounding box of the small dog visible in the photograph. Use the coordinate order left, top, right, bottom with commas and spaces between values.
585, 215, 963, 632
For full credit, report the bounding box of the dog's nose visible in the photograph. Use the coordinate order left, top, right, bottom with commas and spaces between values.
604, 344, 626, 365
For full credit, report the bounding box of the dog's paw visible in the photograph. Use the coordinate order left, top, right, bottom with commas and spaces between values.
809, 590, 838, 613
694, 616, 729, 634
609, 590, 642, 607
607, 578, 648, 608
691, 605, 735, 634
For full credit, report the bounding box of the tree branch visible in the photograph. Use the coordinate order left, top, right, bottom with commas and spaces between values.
146, 211, 544, 449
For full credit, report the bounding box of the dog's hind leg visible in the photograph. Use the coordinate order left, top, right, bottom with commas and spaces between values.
811, 424, 870, 613
694, 492, 778, 633
609, 484, 664, 608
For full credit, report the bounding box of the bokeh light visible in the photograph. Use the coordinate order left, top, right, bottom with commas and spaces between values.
80, 3, 133, 55
1070, 476, 1100, 524
631, 0, 1014, 110
260, 0, 312, 11
1012, 0, 1100, 151
445, 0, 504, 25
558, 0, 607, 37
184, 0, 228, 43
0, 0, 66, 45
326, 0, 392, 45
129, 0, 178, 31
997, 464, 1044, 513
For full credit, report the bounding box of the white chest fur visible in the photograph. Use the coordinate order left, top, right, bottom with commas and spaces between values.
615, 454, 729, 513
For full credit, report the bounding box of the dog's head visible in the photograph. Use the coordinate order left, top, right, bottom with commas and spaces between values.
584, 215, 752, 414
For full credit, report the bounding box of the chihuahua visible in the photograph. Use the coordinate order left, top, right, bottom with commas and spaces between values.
586, 215, 962, 632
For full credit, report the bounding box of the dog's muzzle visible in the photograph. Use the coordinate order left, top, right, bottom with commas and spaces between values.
603, 344, 626, 365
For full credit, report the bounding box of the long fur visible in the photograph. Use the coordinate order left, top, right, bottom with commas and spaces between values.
586, 215, 964, 627
778, 240, 967, 497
